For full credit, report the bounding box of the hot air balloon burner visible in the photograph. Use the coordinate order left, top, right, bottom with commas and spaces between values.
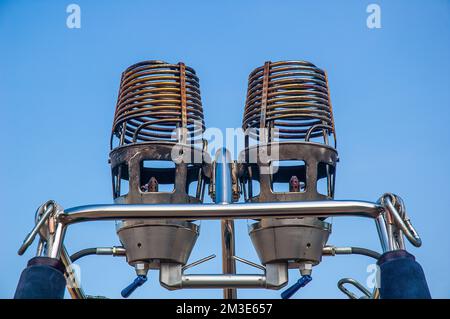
110, 61, 211, 272
15, 59, 426, 300
239, 61, 337, 274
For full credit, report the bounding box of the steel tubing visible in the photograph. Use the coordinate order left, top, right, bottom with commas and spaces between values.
60, 200, 382, 225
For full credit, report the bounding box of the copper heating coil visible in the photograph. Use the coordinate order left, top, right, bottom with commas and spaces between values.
243, 61, 336, 144
111, 60, 205, 148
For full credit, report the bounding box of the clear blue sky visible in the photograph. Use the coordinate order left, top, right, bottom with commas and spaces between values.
1, 0, 449, 298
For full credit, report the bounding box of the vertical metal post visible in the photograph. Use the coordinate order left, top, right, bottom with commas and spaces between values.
375, 214, 389, 253
48, 222, 66, 259
215, 148, 237, 299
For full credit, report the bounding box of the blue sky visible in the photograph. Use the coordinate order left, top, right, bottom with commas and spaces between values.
0, 0, 449, 298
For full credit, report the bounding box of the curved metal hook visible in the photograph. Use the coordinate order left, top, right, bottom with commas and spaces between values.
381, 194, 422, 247
18, 200, 56, 255
338, 278, 372, 299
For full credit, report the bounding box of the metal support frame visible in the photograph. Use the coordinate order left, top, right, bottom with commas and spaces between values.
18, 191, 421, 299
215, 148, 237, 299
159, 262, 287, 290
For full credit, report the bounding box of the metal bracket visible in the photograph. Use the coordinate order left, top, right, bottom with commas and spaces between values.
159, 261, 287, 291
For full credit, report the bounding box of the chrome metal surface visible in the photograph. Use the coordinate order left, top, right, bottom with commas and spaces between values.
232, 255, 266, 271
375, 214, 390, 252
48, 222, 66, 259
159, 260, 287, 290
322, 246, 352, 255
181, 275, 266, 288
382, 194, 422, 247
214, 148, 237, 299
39, 200, 383, 266
338, 278, 372, 299
249, 218, 331, 268
215, 148, 233, 204
96, 246, 127, 256
183, 254, 216, 271
60, 200, 382, 225
117, 220, 199, 268
19, 194, 420, 296
18, 201, 55, 255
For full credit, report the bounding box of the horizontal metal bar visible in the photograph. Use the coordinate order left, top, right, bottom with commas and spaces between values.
60, 200, 383, 225
181, 274, 266, 289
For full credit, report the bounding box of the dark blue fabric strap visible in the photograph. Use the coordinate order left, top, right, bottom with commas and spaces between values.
14, 257, 66, 299
377, 250, 431, 299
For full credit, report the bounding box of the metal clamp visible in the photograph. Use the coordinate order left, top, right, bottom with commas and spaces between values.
18, 200, 56, 255
378, 193, 422, 250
